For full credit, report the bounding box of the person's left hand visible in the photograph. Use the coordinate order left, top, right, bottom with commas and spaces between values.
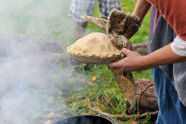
109, 48, 143, 72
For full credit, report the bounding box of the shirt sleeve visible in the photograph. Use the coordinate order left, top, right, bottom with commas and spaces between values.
145, 0, 186, 40
171, 36, 186, 56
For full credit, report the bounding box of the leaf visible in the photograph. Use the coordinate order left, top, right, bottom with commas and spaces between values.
91, 76, 96, 81
95, 108, 102, 112
130, 119, 137, 124
88, 110, 95, 114
124, 97, 127, 101
81, 99, 88, 106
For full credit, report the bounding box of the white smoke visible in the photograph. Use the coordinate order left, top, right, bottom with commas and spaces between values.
0, 0, 73, 47
0, 0, 80, 123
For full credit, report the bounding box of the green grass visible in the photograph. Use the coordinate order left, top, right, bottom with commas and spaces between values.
65, 0, 153, 123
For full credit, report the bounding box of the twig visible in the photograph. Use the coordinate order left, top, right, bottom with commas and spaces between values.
124, 110, 158, 118
87, 98, 123, 118
87, 97, 158, 119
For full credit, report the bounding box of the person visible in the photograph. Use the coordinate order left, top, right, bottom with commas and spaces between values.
109, 0, 186, 123
149, 6, 156, 41
69, 0, 121, 41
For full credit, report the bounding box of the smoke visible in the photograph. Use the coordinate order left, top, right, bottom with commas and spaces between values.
0, 0, 73, 47
0, 0, 81, 123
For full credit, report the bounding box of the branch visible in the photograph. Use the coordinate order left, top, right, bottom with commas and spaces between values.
87, 98, 158, 119
87, 98, 123, 118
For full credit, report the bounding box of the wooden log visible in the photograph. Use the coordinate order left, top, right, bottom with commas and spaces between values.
132, 42, 148, 55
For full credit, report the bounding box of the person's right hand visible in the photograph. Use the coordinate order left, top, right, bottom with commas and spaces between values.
109, 48, 143, 72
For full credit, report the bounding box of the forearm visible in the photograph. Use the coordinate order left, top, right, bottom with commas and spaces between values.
109, 43, 186, 72
132, 0, 151, 21
137, 44, 186, 70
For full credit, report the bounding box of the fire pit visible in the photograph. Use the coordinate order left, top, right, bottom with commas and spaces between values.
54, 115, 112, 124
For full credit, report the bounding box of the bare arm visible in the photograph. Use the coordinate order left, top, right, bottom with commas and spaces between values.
109, 44, 186, 72
139, 44, 186, 69
132, 0, 151, 21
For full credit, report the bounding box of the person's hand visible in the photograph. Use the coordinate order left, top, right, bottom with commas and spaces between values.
109, 48, 143, 72
106, 9, 141, 39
